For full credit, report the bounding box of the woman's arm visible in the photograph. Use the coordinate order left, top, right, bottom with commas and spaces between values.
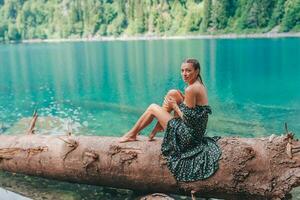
183, 87, 196, 108
177, 89, 185, 100
172, 103, 183, 118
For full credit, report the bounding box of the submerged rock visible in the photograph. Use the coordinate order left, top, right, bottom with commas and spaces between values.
0, 123, 9, 133
140, 193, 175, 200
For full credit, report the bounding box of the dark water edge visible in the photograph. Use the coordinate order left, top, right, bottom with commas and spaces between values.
0, 171, 202, 200
0, 170, 134, 200
1, 170, 300, 200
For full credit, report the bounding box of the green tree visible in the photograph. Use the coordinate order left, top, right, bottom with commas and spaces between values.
7, 24, 21, 40
201, 0, 212, 31
269, 0, 285, 28
237, 0, 276, 29
134, 0, 146, 33
170, 0, 186, 33
281, 0, 300, 31
210, 0, 236, 30
0, 22, 8, 41
0, 0, 299, 42
183, 1, 202, 32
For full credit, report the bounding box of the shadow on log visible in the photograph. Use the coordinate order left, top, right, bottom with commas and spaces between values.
0, 134, 300, 199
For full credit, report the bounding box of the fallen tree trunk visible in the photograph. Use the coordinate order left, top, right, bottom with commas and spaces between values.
0, 134, 300, 199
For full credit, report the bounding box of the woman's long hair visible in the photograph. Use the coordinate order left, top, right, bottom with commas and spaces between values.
183, 58, 204, 84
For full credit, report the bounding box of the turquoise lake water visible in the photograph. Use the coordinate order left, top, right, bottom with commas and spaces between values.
0, 38, 300, 199
0, 38, 299, 137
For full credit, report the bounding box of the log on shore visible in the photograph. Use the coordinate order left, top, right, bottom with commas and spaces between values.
0, 134, 300, 200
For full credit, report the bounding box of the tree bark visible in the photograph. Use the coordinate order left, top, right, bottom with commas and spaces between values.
0, 134, 300, 200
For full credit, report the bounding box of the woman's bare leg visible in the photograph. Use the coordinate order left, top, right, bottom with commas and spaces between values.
119, 104, 173, 143
149, 90, 184, 141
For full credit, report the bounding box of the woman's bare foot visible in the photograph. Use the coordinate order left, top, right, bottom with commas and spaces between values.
119, 132, 138, 143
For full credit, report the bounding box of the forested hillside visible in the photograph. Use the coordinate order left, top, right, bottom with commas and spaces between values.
0, 0, 299, 41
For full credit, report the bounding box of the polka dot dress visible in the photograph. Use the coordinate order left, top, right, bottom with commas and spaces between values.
161, 103, 221, 182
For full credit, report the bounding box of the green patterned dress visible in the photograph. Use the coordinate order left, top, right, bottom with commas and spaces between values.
161, 103, 221, 182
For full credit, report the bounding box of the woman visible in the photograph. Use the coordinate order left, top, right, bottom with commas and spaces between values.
119, 58, 221, 182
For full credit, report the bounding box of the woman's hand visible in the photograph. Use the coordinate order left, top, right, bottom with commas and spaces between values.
163, 96, 177, 109
164, 96, 183, 118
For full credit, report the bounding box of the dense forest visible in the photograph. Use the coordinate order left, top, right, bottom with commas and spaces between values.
0, 0, 299, 41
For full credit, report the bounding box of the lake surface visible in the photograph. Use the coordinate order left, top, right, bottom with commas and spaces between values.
0, 38, 300, 199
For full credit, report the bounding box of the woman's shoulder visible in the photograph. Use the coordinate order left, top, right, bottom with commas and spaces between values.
184, 86, 196, 96
185, 82, 204, 93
